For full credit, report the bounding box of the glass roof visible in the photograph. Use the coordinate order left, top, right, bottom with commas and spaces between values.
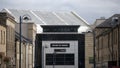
1, 9, 91, 33
2, 9, 89, 26
33, 11, 65, 25
55, 12, 86, 25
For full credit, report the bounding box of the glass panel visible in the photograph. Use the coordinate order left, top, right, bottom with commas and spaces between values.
46, 54, 74, 65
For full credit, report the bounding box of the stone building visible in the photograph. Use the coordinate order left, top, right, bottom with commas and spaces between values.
0, 11, 37, 68
15, 23, 37, 68
15, 32, 33, 68
0, 13, 6, 55
85, 32, 94, 68
0, 12, 7, 68
84, 17, 106, 68
95, 14, 120, 68
0, 12, 16, 68
6, 12, 16, 68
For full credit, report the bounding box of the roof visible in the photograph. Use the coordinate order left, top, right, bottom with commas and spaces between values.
96, 14, 120, 28
0, 12, 15, 20
90, 19, 106, 29
1, 9, 89, 26
1, 8, 91, 33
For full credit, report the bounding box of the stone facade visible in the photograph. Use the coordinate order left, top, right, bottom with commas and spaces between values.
0, 12, 36, 68
15, 40, 33, 68
0, 12, 7, 68
0, 12, 16, 68
6, 15, 16, 68
84, 18, 106, 68
95, 14, 120, 68
15, 23, 36, 68
0, 25, 6, 55
85, 32, 93, 68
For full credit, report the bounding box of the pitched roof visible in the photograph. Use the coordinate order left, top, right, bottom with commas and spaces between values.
96, 14, 120, 28
1, 8, 91, 33
1, 9, 89, 26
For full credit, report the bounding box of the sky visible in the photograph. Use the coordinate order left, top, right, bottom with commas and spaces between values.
0, 0, 120, 24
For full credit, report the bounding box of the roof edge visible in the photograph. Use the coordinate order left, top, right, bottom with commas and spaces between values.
1, 8, 15, 17
71, 11, 90, 25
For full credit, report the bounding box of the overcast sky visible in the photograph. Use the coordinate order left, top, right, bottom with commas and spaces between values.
0, 0, 120, 24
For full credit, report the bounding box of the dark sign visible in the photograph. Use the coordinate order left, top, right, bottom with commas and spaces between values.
54, 49, 66, 52
51, 43, 69, 47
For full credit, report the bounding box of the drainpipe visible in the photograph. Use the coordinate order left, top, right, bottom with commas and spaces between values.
93, 30, 96, 68
112, 28, 114, 63
118, 22, 120, 66
19, 16, 22, 68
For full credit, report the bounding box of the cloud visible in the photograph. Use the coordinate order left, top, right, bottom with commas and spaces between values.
0, 0, 120, 23
1, 0, 119, 11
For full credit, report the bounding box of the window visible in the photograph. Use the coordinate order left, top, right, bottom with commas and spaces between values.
46, 54, 74, 65
89, 57, 94, 64
54, 49, 66, 52
1, 30, 2, 44
4, 31, 5, 44
0, 29, 2, 44
2, 30, 4, 44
